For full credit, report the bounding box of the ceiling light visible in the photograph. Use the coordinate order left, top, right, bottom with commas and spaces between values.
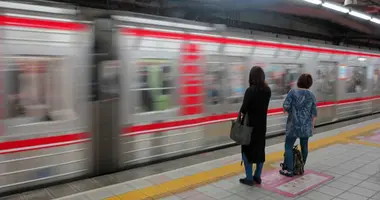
370, 17, 380, 24
322, 2, 350, 13
349, 10, 371, 20
302, 0, 322, 5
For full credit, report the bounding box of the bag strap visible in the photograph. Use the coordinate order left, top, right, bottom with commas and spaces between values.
237, 112, 242, 122
243, 113, 249, 125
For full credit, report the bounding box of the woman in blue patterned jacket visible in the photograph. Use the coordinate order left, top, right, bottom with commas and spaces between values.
280, 74, 317, 177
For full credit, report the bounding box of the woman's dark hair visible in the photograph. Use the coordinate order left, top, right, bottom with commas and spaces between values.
249, 66, 268, 89
297, 73, 313, 89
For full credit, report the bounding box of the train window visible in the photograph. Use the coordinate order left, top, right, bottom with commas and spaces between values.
206, 59, 223, 105
5, 56, 72, 124
265, 63, 302, 100
373, 66, 380, 91
346, 66, 367, 93
315, 62, 337, 100
226, 57, 246, 104
134, 58, 175, 113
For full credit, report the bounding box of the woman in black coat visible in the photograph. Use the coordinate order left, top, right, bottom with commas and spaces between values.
239, 66, 271, 186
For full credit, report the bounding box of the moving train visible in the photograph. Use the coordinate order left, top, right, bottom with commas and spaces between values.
1, 1, 380, 195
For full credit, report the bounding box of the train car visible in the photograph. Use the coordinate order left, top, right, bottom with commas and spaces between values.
1, 2, 380, 195
114, 14, 380, 168
0, 1, 91, 194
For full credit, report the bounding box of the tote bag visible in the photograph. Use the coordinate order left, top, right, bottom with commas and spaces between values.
230, 113, 252, 145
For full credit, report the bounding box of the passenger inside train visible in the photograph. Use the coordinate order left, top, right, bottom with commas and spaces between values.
206, 70, 222, 105
7, 57, 53, 123
315, 64, 335, 95
137, 59, 173, 112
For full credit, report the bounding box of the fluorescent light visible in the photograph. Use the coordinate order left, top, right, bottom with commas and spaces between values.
349, 10, 371, 20
371, 17, 380, 24
322, 2, 350, 13
358, 57, 367, 61
302, 0, 322, 5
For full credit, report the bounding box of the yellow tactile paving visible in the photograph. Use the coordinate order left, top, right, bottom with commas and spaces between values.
117, 190, 149, 200
344, 138, 380, 147
138, 185, 171, 199
106, 122, 380, 200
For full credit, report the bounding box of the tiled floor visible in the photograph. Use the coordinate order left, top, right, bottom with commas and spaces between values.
49, 119, 380, 200
2, 115, 380, 200
156, 143, 380, 200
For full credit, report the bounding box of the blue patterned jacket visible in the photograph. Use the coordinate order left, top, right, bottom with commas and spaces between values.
283, 89, 317, 138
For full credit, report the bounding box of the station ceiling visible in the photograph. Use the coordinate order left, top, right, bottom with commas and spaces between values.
51, 0, 380, 48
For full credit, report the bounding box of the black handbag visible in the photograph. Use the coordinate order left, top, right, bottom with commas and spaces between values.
230, 113, 252, 145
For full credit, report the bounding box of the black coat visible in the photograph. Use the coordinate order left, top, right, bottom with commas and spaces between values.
240, 86, 271, 163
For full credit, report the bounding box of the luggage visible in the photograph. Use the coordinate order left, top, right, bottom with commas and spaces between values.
230, 113, 252, 145
280, 145, 305, 175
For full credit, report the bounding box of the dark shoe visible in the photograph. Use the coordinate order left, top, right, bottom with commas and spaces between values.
253, 176, 262, 185
239, 178, 254, 186
279, 169, 294, 177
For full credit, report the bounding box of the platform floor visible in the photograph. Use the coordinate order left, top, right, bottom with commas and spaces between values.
52, 118, 380, 200
2, 116, 380, 200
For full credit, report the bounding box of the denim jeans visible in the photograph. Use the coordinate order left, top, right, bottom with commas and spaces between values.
284, 136, 309, 173
242, 153, 264, 180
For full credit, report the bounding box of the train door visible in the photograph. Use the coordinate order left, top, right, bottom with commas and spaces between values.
0, 14, 90, 193
119, 25, 221, 167
313, 61, 338, 124
205, 55, 225, 113
264, 63, 303, 100
223, 42, 252, 115
262, 62, 302, 135
224, 56, 248, 112
90, 17, 121, 175
336, 56, 371, 119
371, 65, 380, 112
200, 40, 230, 147
264, 63, 303, 134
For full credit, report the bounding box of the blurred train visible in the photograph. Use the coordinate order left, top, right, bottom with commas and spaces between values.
1, 1, 380, 195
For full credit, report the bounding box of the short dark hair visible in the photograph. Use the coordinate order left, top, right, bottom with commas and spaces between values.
297, 73, 313, 89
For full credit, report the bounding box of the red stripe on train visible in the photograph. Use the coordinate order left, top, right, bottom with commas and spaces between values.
0, 96, 378, 154
337, 96, 380, 104
0, 15, 87, 31
123, 107, 285, 136
123, 97, 380, 136
122, 28, 380, 58
0, 132, 89, 154
0, 140, 90, 155
316, 101, 335, 107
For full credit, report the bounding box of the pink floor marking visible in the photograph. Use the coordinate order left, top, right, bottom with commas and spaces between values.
258, 169, 334, 197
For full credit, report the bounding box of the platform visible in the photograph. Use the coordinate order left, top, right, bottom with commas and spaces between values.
3, 116, 380, 200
